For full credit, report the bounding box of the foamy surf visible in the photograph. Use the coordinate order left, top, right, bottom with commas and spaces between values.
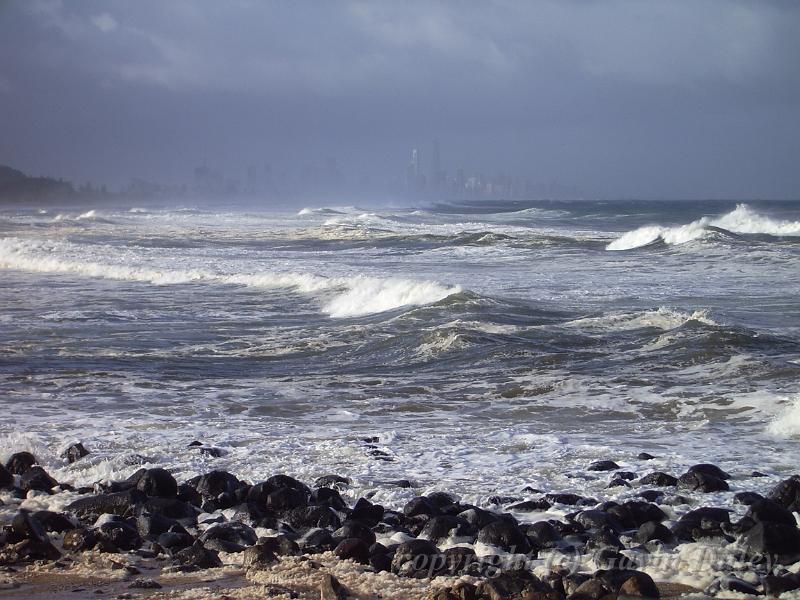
0, 237, 461, 317
606, 203, 800, 250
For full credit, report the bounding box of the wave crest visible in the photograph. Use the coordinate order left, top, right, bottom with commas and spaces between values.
607, 204, 800, 250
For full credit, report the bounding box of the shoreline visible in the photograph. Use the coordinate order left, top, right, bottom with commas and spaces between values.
2, 448, 800, 598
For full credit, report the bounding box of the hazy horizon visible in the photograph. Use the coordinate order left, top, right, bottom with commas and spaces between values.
1, 0, 800, 201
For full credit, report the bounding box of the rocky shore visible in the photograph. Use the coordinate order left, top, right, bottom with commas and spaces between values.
2, 444, 800, 599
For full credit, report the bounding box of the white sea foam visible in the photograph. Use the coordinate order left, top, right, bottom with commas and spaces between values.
563, 307, 716, 331
767, 396, 800, 437
0, 237, 459, 317
607, 204, 800, 250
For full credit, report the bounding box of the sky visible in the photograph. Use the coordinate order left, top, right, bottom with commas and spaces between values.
1, 0, 799, 199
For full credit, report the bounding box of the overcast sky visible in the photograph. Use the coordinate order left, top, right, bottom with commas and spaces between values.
1, 0, 799, 199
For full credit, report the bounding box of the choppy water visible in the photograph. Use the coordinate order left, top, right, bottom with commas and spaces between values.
1, 198, 799, 508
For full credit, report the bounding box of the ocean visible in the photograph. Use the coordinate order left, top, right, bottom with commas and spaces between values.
1, 198, 799, 512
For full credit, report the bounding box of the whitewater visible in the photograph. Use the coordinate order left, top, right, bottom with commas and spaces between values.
1, 198, 799, 508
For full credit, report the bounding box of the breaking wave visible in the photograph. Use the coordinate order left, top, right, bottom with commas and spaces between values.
0, 237, 460, 318
563, 307, 716, 332
607, 204, 800, 250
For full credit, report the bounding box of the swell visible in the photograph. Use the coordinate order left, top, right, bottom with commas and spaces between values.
607, 203, 800, 250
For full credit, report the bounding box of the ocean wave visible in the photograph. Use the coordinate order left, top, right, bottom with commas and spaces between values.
767, 396, 800, 437
0, 237, 460, 317
563, 307, 716, 332
606, 204, 800, 250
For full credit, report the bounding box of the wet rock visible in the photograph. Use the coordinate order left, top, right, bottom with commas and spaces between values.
241, 543, 277, 569
763, 573, 800, 595
173, 542, 222, 569
637, 452, 656, 460
63, 528, 97, 552
545, 493, 588, 506
459, 507, 500, 530
637, 490, 664, 503
741, 521, 800, 563
284, 505, 341, 530
334, 538, 370, 564
199, 521, 257, 547
128, 579, 161, 589
197, 447, 223, 458
391, 539, 442, 577
633, 521, 674, 544
298, 528, 335, 552
320, 573, 347, 600
672, 507, 731, 542
607, 478, 630, 488
477, 520, 531, 554
20, 466, 58, 493
573, 510, 623, 534
434, 581, 477, 600
597, 569, 660, 598
333, 520, 376, 546
136, 468, 178, 498
388, 479, 414, 488
638, 472, 677, 487
311, 487, 348, 511
256, 534, 300, 556
687, 463, 730, 480
768, 476, 800, 512
420, 515, 476, 545
616, 501, 667, 528
314, 474, 350, 488
507, 499, 551, 512
61, 443, 89, 464
32, 511, 75, 533
11, 511, 49, 544
5, 452, 36, 475
523, 521, 562, 549
140, 498, 197, 523
157, 531, 194, 549
706, 576, 760, 595
585, 528, 624, 553
351, 497, 384, 525
568, 578, 610, 600
96, 520, 141, 551
588, 460, 619, 472
677, 470, 729, 493
403, 496, 441, 517
0, 538, 60, 563
745, 498, 797, 527
441, 547, 477, 576
136, 512, 177, 538
0, 464, 12, 488
733, 491, 764, 505
476, 569, 557, 600
191, 470, 242, 501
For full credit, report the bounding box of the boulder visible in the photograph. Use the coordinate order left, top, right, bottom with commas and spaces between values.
5, 451, 36, 475
677, 471, 728, 493
768, 476, 800, 512
173, 542, 222, 569
638, 472, 677, 487
136, 468, 178, 498
588, 460, 619, 472
477, 520, 531, 554
334, 538, 370, 564
475, 569, 558, 600
391, 538, 442, 577
61, 443, 90, 464
20, 466, 58, 493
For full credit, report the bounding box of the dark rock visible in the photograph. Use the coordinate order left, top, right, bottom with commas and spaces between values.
320, 573, 347, 600
311, 487, 348, 511
585, 528, 624, 553
351, 498, 384, 525
588, 460, 619, 472
32, 511, 74, 533
192, 470, 242, 500
523, 521, 562, 549
638, 472, 677, 487
314, 474, 350, 488
441, 547, 476, 576
387, 479, 414, 488
136, 468, 178, 498
637, 453, 656, 460
403, 496, 441, 517
197, 447, 223, 458
188, 440, 202, 447
597, 569, 660, 598
687, 463, 730, 480
334, 538, 370, 564
745, 498, 797, 527
607, 478, 630, 488
763, 573, 800, 595
61, 443, 90, 464
487, 495, 520, 506
0, 538, 60, 563
333, 520, 376, 546
768, 476, 800, 512
638, 490, 664, 503
545, 493, 587, 506
173, 542, 222, 569
298, 528, 335, 552
672, 507, 731, 542
128, 579, 162, 589
0, 464, 12, 488
573, 510, 623, 533
633, 521, 674, 544
508, 499, 551, 512
136, 512, 177, 538
199, 522, 257, 547
391, 539, 442, 577
459, 507, 499, 530
20, 466, 58, 493
618, 501, 667, 528
11, 511, 49, 544
569, 578, 611, 600
741, 521, 800, 563
677, 470, 729, 493
476, 569, 556, 600
284, 505, 341, 530
96, 520, 141, 551
421, 515, 476, 545
256, 535, 300, 556
615, 471, 637, 481
733, 491, 763, 505
370, 551, 392, 573
140, 498, 197, 523
752, 471, 767, 477
265, 487, 308, 514
477, 520, 531, 554
157, 531, 194, 549
5, 452, 36, 475
241, 543, 277, 569
434, 580, 477, 600
63, 528, 97, 552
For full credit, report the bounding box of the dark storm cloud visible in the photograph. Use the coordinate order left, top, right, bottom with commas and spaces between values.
1, 0, 799, 198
